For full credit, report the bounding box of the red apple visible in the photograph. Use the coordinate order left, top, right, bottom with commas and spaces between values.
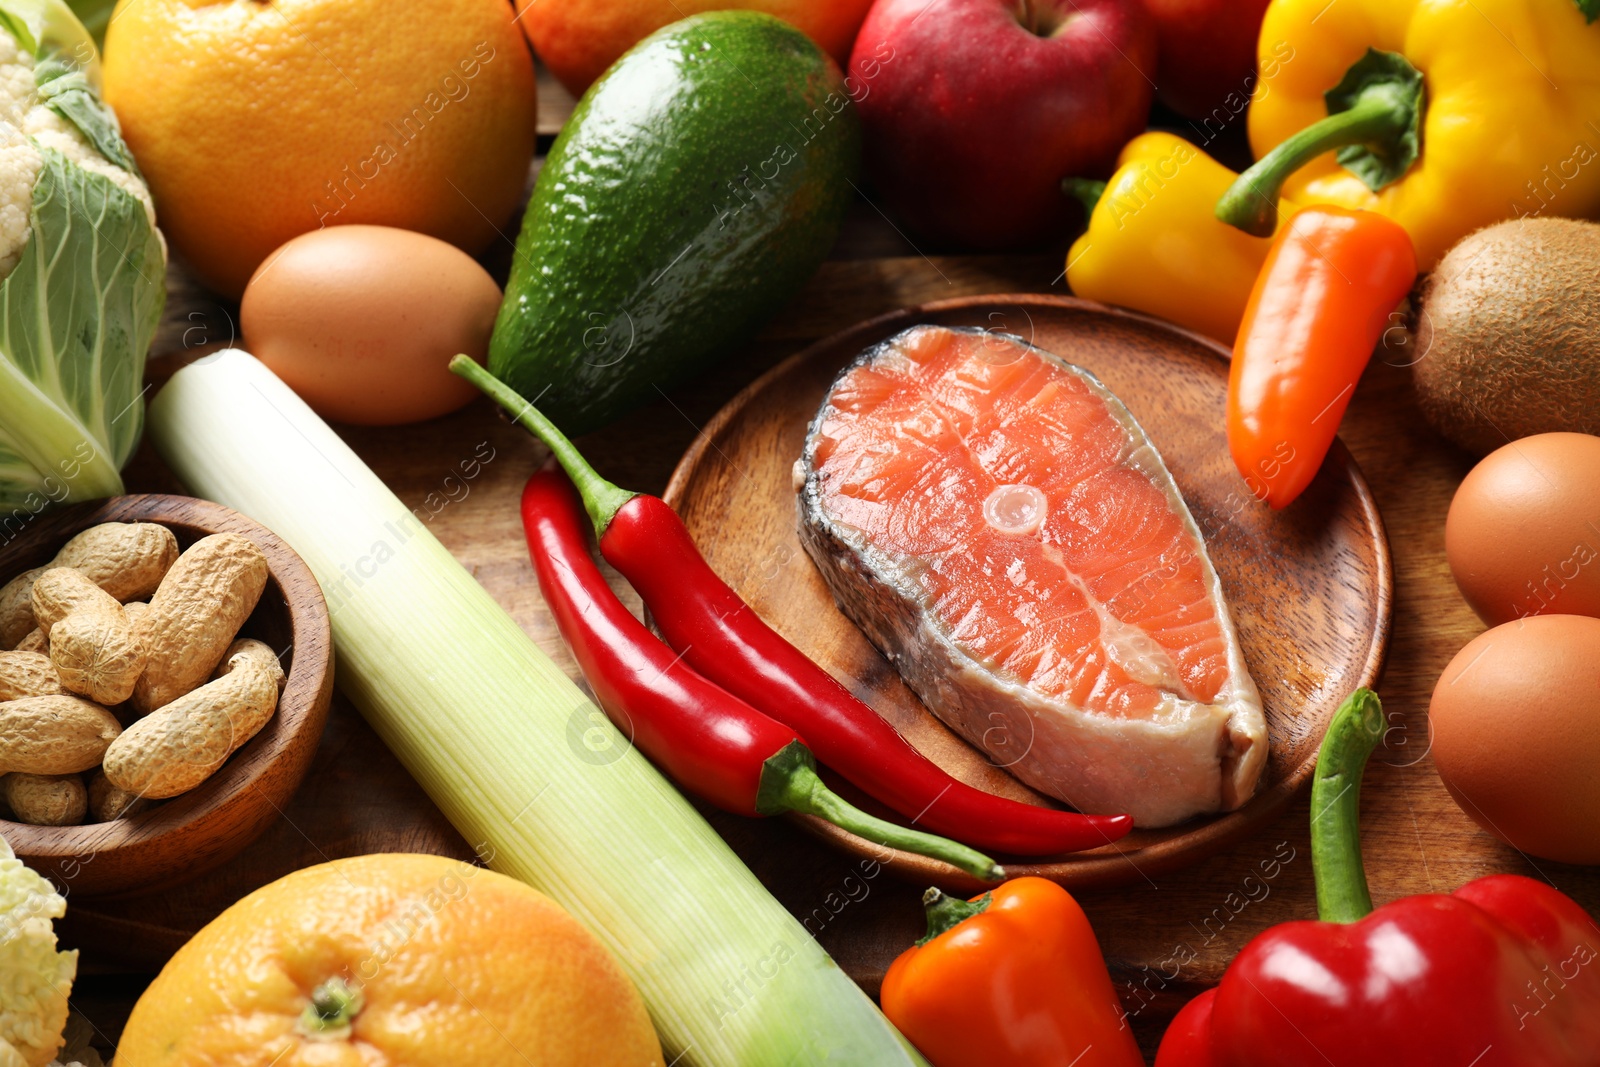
1144, 0, 1272, 120
850, 0, 1156, 251
519, 0, 876, 97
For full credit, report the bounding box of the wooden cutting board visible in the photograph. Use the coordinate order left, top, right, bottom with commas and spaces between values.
71, 242, 1600, 1059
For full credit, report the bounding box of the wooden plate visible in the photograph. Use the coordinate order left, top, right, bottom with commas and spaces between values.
663, 295, 1391, 890
0, 494, 334, 897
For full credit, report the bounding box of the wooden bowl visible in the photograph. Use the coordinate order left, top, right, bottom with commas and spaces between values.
0, 494, 333, 897
664, 296, 1391, 890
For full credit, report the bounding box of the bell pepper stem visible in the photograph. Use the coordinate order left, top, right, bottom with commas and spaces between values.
450, 355, 636, 537
1310, 688, 1387, 923
758, 742, 1005, 882
1217, 84, 1413, 237
917, 887, 992, 945
1062, 178, 1106, 217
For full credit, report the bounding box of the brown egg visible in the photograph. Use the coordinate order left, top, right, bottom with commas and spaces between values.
1445, 432, 1600, 625
1430, 614, 1600, 865
241, 225, 501, 426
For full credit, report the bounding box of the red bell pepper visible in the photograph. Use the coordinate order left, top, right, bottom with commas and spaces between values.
1155, 689, 1600, 1066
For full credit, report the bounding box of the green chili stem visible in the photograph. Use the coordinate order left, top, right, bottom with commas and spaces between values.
1216, 88, 1412, 236
758, 742, 1004, 882
1311, 688, 1387, 923
450, 355, 634, 537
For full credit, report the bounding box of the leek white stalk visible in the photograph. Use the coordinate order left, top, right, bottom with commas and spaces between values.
146, 351, 928, 1067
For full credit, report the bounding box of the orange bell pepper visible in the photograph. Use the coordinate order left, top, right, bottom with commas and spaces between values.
881, 877, 1143, 1067
1228, 206, 1416, 509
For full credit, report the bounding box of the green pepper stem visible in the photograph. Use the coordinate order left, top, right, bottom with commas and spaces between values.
1311, 688, 1387, 923
1062, 178, 1106, 217
450, 355, 635, 537
1217, 87, 1412, 237
918, 887, 992, 945
757, 742, 1004, 882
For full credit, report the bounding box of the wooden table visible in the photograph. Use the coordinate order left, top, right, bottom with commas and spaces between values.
62, 72, 1600, 1062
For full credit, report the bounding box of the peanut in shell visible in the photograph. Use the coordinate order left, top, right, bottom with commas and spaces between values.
0, 651, 65, 700
50, 609, 148, 706
0, 694, 122, 775
133, 533, 268, 715
0, 567, 45, 649
31, 567, 123, 637
54, 522, 179, 602
3, 772, 87, 826
87, 769, 149, 822
13, 628, 47, 654
106, 638, 283, 799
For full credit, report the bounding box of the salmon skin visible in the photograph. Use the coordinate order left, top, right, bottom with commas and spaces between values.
796, 325, 1267, 827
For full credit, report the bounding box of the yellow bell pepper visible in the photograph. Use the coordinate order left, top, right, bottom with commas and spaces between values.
1065, 132, 1295, 345
1221, 0, 1600, 269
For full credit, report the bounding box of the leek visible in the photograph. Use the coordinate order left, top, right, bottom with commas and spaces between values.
146, 351, 928, 1067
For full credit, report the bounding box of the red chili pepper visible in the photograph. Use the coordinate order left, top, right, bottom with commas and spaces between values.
454, 356, 1133, 857
1227, 206, 1416, 509
1154, 689, 1600, 1066
521, 466, 1004, 880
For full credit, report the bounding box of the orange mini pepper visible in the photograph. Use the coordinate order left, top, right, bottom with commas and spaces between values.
881, 877, 1143, 1067
1228, 205, 1416, 508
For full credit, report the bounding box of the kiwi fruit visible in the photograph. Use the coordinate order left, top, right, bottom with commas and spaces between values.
1413, 217, 1600, 456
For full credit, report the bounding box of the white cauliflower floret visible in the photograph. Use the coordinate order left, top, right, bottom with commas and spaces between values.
0, 836, 75, 1067
0, 28, 155, 277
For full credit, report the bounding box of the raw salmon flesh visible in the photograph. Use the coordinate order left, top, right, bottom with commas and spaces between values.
797, 325, 1267, 828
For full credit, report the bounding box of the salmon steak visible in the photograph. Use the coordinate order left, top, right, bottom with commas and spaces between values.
796, 325, 1267, 828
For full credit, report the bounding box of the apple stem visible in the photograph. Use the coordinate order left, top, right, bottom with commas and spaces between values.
1013, 0, 1068, 36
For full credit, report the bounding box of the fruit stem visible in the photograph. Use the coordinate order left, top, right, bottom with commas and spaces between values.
1062, 178, 1106, 217
1014, 0, 1073, 36
756, 742, 1005, 883
918, 888, 992, 945
297, 977, 363, 1040
1311, 688, 1386, 924
450, 355, 635, 537
1217, 49, 1423, 236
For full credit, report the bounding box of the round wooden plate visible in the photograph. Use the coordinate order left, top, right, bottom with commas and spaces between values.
0, 494, 334, 897
664, 295, 1391, 890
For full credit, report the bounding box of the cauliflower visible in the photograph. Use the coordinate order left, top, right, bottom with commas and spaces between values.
0, 26, 153, 276
0, 835, 75, 1067
0, 0, 166, 516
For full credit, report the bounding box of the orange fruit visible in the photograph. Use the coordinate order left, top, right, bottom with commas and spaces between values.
102, 0, 537, 298
518, 0, 874, 96
115, 854, 664, 1066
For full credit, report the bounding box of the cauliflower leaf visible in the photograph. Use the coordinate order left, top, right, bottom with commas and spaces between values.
0, 0, 164, 518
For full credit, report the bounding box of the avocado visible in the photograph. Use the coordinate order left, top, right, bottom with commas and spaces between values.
489, 11, 861, 434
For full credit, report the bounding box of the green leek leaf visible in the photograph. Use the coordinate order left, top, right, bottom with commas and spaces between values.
62, 0, 108, 41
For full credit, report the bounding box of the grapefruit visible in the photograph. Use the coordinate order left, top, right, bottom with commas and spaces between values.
115, 854, 664, 1066
102, 0, 537, 297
